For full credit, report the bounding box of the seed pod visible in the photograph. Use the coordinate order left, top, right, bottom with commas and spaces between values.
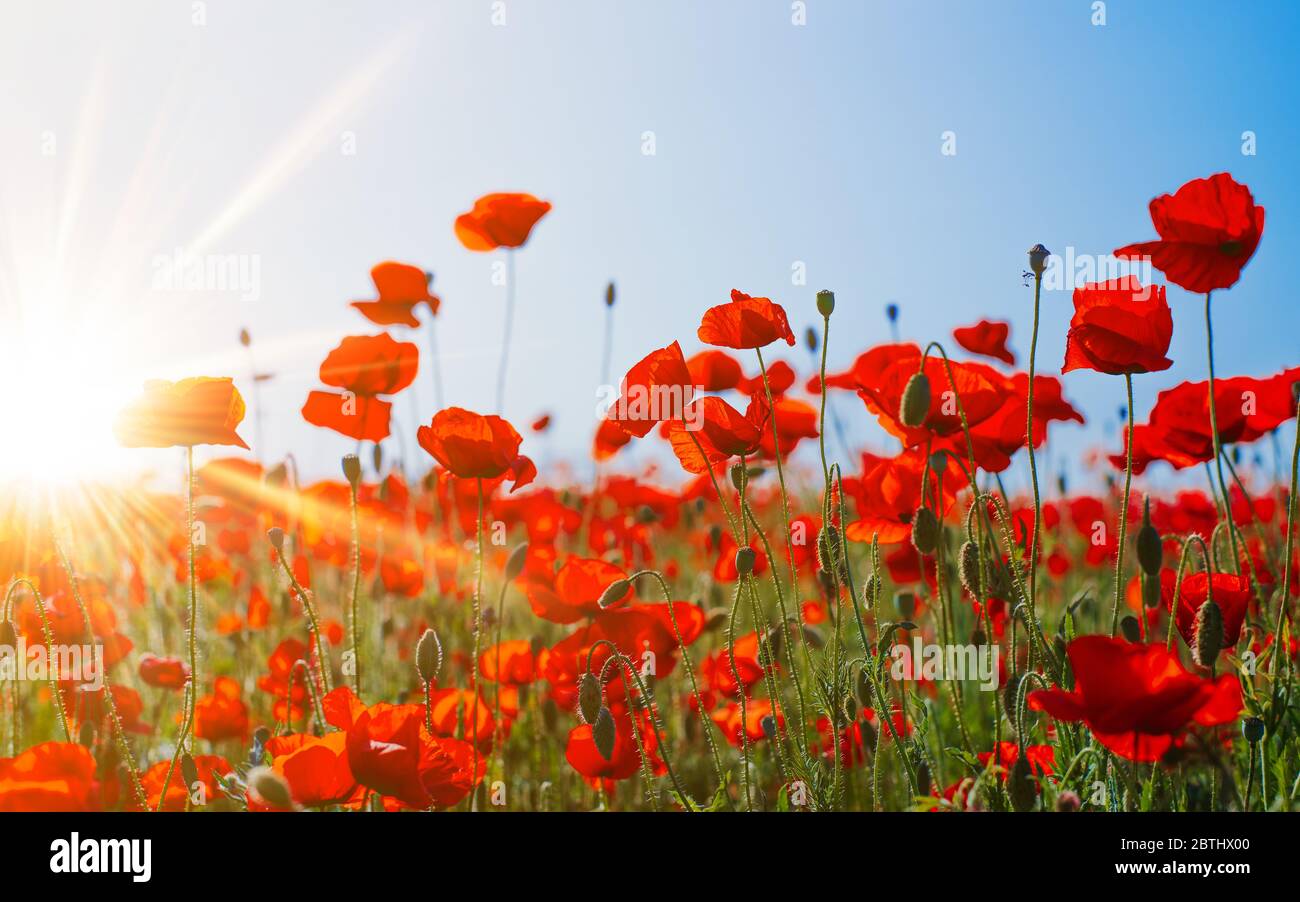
248, 766, 295, 809
415, 628, 442, 684
181, 752, 199, 789
341, 453, 361, 489
1192, 599, 1223, 667
598, 578, 631, 610
605, 281, 616, 307
1119, 615, 1142, 643
1027, 243, 1051, 276
729, 464, 747, 491
592, 707, 617, 761
372, 442, 383, 475
1242, 716, 1265, 744
910, 507, 940, 555
267, 527, 285, 552
916, 760, 932, 797
577, 672, 602, 725
816, 289, 835, 317
899, 372, 931, 429
958, 541, 981, 594
734, 547, 756, 576
1136, 498, 1162, 576
1007, 755, 1036, 812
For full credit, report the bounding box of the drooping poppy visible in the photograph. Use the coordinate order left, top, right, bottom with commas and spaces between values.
1062, 277, 1173, 376
1028, 636, 1242, 762
698, 289, 796, 350
1114, 172, 1264, 294
115, 377, 249, 449
350, 261, 440, 327
454, 193, 552, 251
416, 407, 536, 491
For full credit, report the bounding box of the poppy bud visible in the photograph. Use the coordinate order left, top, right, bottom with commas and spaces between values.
858, 716, 877, 751
816, 289, 835, 318
707, 524, 723, 550
578, 673, 602, 725
0, 620, 15, 648
1142, 572, 1161, 609
341, 453, 361, 490
267, 527, 285, 552
1055, 790, 1081, 812
916, 760, 932, 797
598, 578, 631, 610
971, 629, 987, 646
1242, 716, 1265, 744
862, 573, 879, 608
181, 752, 199, 790
1192, 599, 1223, 667
1027, 243, 1051, 276
78, 719, 95, 748
704, 608, 729, 632
504, 542, 530, 581
238, 327, 251, 347
735, 547, 756, 576
729, 463, 747, 491
1136, 498, 1161, 576
765, 623, 786, 660
899, 372, 931, 429
605, 281, 616, 308
1003, 672, 1022, 714
910, 506, 940, 555
1007, 755, 1036, 812
842, 695, 857, 723
592, 707, 616, 761
804, 326, 818, 353
1119, 615, 1142, 643
958, 541, 981, 594
885, 303, 899, 323
894, 591, 915, 619
248, 766, 295, 810
760, 714, 777, 740
372, 442, 383, 475
250, 726, 271, 767
415, 628, 442, 685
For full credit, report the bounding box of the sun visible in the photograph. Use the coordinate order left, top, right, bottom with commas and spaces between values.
0, 311, 142, 487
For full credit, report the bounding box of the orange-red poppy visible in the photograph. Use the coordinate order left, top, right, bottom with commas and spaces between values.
698, 289, 796, 349
417, 407, 535, 491
350, 261, 440, 327
115, 377, 249, 449
454, 193, 552, 251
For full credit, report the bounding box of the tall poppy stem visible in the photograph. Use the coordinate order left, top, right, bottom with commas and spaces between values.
1025, 270, 1045, 622
1269, 395, 1300, 678
347, 479, 362, 696
426, 316, 446, 411
495, 251, 516, 413
1111, 373, 1135, 636
470, 478, 485, 810
1203, 291, 1241, 571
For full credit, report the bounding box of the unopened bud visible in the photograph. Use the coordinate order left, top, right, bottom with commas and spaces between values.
592, 707, 616, 761
415, 628, 442, 684
1055, 790, 1081, 812
958, 541, 981, 594
899, 372, 931, 429
604, 281, 616, 307
238, 328, 251, 347
267, 527, 285, 552
577, 673, 602, 725
1242, 716, 1265, 744
504, 542, 529, 581
734, 546, 757, 576
598, 578, 631, 610
1027, 243, 1051, 276
1192, 599, 1223, 667
248, 766, 295, 809
910, 507, 940, 555
1119, 615, 1142, 643
1007, 755, 1036, 812
1136, 497, 1161, 576
181, 752, 199, 789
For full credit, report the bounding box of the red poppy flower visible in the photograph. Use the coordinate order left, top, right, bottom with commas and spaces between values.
115, 377, 249, 449
1114, 172, 1265, 294
138, 654, 190, 691
738, 359, 797, 397
1028, 636, 1242, 761
302, 333, 419, 442
417, 407, 536, 491
685, 349, 745, 391
1062, 278, 1173, 376
0, 742, 100, 811
479, 639, 537, 686
757, 397, 819, 458
712, 697, 781, 747
565, 705, 663, 785
1168, 572, 1253, 656
843, 449, 961, 544
698, 290, 796, 349
342, 696, 483, 809
953, 319, 1015, 366
256, 638, 311, 723
531, 413, 551, 432
524, 556, 632, 624
189, 676, 250, 742
265, 732, 359, 809
380, 554, 424, 598
350, 261, 439, 327
711, 532, 769, 582
664, 394, 770, 475
856, 348, 1007, 448
700, 631, 769, 697
454, 193, 552, 251
607, 341, 696, 439
965, 370, 1085, 472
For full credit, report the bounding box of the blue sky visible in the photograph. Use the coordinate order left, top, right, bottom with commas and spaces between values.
3, 0, 1297, 488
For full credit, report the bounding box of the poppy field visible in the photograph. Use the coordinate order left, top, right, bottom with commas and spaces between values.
2, 167, 1297, 820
